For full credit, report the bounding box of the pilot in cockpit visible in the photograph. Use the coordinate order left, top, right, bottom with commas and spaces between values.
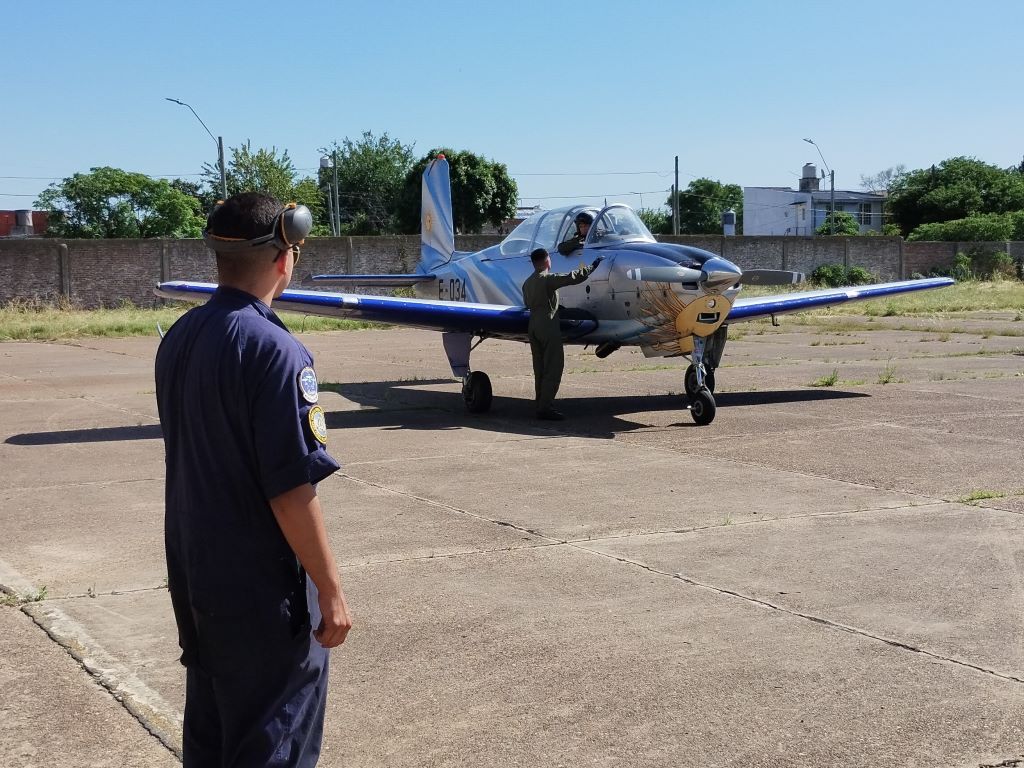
557, 211, 593, 256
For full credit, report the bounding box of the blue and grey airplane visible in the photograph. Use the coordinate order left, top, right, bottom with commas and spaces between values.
156, 155, 953, 425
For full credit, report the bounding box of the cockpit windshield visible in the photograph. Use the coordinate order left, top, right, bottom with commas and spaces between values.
497, 204, 656, 257
586, 205, 656, 247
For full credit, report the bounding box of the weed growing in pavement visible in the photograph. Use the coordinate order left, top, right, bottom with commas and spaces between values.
810, 368, 839, 387
877, 361, 898, 384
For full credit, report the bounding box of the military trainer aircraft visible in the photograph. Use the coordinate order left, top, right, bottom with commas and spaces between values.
156, 156, 953, 425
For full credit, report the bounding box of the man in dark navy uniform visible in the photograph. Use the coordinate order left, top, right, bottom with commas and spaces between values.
156, 192, 352, 767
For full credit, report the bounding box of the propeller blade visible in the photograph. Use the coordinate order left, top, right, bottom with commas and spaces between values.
739, 269, 805, 286
625, 266, 703, 284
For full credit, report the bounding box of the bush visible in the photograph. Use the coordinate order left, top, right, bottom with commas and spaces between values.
810, 264, 877, 287
933, 250, 1019, 281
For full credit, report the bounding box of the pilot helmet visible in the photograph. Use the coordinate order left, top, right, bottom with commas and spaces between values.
575, 211, 595, 224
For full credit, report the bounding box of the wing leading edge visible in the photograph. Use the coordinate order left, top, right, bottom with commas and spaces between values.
726, 277, 954, 322
154, 281, 597, 339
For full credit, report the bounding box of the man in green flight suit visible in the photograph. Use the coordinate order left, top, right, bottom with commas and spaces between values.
522, 247, 603, 420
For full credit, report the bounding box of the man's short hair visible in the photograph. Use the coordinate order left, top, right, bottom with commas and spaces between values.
530, 248, 549, 265
207, 192, 282, 246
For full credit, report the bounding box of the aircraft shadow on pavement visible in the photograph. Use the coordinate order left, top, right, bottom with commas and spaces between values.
1, 384, 869, 446
321, 379, 870, 440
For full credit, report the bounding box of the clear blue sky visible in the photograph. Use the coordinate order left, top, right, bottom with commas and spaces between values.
3, 0, 1022, 213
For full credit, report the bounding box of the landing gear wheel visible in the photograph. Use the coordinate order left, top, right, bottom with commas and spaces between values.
462, 371, 492, 414
684, 364, 716, 397
689, 388, 716, 426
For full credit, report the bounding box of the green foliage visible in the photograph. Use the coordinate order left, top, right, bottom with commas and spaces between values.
907, 211, 1024, 242
320, 131, 415, 235
35, 167, 205, 238
810, 264, 876, 287
201, 141, 324, 224
815, 210, 861, 236
395, 148, 518, 234
887, 156, 1024, 236
666, 178, 742, 234
637, 207, 671, 235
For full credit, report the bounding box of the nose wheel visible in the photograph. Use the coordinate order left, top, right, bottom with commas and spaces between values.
462, 371, 492, 414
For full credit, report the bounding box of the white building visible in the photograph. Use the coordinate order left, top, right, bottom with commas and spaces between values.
743, 164, 886, 236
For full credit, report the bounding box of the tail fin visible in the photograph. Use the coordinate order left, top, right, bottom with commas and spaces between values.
420, 154, 455, 270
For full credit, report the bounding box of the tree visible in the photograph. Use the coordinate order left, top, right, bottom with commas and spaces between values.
815, 211, 861, 236
395, 148, 518, 234
886, 156, 1024, 236
637, 208, 671, 235
320, 131, 415, 234
201, 141, 325, 227
666, 178, 743, 234
35, 167, 205, 238
860, 165, 906, 195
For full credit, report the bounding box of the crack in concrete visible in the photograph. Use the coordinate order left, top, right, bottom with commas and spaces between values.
572, 543, 1024, 687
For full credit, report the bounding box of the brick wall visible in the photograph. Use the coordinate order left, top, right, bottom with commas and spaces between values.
2, 236, 1020, 308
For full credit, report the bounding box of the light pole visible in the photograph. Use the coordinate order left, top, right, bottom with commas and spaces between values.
803, 137, 835, 235
166, 97, 227, 201
319, 153, 341, 237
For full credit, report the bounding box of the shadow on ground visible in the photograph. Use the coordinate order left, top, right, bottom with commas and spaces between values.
2, 382, 870, 446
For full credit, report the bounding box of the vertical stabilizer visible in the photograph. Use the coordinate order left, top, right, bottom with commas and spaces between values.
421, 155, 455, 270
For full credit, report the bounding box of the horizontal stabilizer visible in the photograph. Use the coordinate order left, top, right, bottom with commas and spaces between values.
739, 269, 805, 286
308, 273, 435, 287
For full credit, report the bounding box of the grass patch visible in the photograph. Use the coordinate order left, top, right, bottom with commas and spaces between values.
810, 368, 839, 387
958, 489, 1007, 504
877, 361, 898, 384
0, 298, 387, 341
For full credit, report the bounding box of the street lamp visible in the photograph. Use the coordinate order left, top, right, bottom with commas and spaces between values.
319, 152, 341, 237
803, 137, 835, 235
166, 97, 227, 201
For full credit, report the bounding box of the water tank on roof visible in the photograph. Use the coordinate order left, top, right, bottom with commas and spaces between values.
11, 209, 34, 237
722, 209, 736, 236
799, 164, 820, 193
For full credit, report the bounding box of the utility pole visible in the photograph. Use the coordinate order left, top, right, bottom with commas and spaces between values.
166, 98, 227, 200
333, 148, 341, 237
673, 155, 680, 235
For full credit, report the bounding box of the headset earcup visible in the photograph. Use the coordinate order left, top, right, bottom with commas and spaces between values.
279, 205, 313, 247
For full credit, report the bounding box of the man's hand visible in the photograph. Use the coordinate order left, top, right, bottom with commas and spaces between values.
314, 584, 352, 648
591, 256, 604, 270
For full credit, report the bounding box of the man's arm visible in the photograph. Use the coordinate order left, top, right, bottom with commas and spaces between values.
557, 236, 580, 256
270, 483, 352, 648
546, 258, 600, 290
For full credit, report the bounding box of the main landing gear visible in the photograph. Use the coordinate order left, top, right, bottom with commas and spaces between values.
462, 370, 492, 414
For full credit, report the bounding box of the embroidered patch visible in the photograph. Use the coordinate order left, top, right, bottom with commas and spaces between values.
298, 366, 319, 404
308, 405, 328, 444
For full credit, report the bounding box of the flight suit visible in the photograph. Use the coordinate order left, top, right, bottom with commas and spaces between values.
557, 233, 585, 256
156, 286, 340, 767
522, 263, 596, 414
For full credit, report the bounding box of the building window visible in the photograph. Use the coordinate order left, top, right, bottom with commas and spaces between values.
859, 203, 873, 225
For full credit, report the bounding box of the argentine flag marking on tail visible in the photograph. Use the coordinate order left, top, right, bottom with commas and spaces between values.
421, 155, 455, 270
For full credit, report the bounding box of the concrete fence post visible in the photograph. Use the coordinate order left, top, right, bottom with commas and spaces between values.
57, 243, 70, 298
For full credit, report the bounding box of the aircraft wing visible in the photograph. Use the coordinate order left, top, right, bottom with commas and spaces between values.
726, 277, 954, 323
154, 281, 597, 339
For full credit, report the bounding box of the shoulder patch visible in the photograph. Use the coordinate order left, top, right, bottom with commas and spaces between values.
298, 366, 319, 404
308, 405, 328, 444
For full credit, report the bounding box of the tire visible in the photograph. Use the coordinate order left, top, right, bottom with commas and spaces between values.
690, 388, 716, 426
684, 364, 716, 396
462, 371, 493, 414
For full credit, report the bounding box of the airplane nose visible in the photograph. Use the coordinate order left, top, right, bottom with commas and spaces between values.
700, 257, 742, 293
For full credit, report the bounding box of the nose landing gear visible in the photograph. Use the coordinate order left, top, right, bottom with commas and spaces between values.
685, 334, 717, 425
